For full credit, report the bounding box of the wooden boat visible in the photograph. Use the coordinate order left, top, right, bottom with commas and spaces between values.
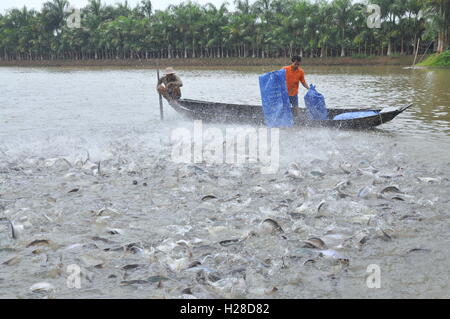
168, 99, 413, 129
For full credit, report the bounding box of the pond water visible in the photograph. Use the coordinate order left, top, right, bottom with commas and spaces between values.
0, 65, 449, 299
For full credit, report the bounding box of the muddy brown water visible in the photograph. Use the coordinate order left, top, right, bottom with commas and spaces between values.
0, 66, 449, 298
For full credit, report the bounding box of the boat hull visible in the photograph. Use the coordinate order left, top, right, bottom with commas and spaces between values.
168, 99, 412, 129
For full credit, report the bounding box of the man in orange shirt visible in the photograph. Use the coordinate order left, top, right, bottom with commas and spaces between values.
283, 56, 310, 114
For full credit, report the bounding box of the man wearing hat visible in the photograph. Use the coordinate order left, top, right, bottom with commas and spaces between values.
157, 67, 183, 101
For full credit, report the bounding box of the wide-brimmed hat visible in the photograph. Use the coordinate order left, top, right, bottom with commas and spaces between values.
164, 67, 176, 75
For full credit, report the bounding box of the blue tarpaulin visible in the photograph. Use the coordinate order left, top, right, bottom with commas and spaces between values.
304, 85, 328, 120
259, 69, 293, 128
333, 111, 379, 120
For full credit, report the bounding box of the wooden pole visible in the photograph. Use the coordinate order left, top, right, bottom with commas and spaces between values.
413, 38, 420, 67
157, 60, 164, 121
417, 41, 434, 65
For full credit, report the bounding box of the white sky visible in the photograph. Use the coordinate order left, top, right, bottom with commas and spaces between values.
0, 0, 233, 14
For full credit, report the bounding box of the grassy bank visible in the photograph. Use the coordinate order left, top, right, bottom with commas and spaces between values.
0, 55, 417, 68
417, 51, 450, 67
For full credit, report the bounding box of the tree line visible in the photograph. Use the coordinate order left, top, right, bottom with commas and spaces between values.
0, 0, 448, 61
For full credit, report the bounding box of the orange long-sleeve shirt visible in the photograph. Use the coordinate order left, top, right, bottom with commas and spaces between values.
283, 66, 306, 96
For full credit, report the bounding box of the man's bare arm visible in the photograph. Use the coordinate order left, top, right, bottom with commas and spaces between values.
302, 82, 309, 90
157, 77, 164, 88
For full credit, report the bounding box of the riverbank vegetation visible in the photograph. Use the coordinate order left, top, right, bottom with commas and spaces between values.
0, 55, 418, 67
418, 50, 450, 66
0, 0, 448, 62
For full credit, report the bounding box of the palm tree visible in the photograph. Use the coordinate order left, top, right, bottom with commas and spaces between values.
41, 0, 69, 34
86, 0, 103, 18
332, 0, 354, 57
426, 0, 449, 52
203, 3, 229, 58
317, 0, 337, 57
225, 2, 255, 57
115, 1, 132, 18
0, 0, 446, 61
404, 0, 426, 55
139, 0, 153, 18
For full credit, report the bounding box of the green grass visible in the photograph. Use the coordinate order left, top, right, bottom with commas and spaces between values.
417, 50, 450, 67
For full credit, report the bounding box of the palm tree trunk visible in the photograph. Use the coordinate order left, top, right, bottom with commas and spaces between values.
400, 37, 404, 55
436, 2, 448, 53
437, 31, 446, 53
